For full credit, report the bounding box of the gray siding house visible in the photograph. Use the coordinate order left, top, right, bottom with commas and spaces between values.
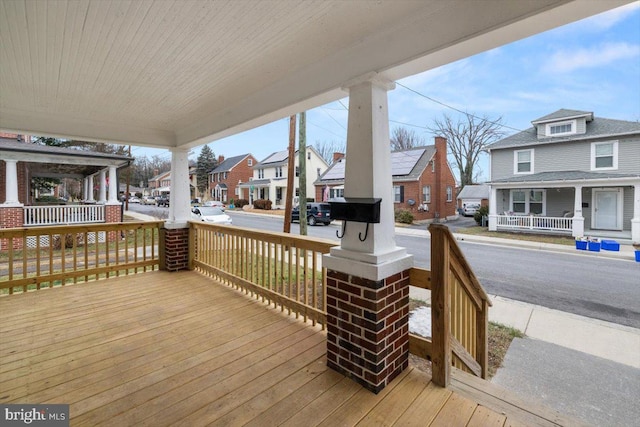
486, 109, 640, 243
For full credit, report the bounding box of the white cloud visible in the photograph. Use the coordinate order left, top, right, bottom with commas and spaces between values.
546, 42, 640, 73
579, 1, 640, 31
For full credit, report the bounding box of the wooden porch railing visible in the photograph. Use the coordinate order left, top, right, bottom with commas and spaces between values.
496, 214, 572, 233
23, 204, 106, 226
409, 224, 492, 387
189, 222, 335, 328
0, 221, 162, 295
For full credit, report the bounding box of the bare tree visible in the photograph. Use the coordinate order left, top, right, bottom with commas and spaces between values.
313, 140, 345, 164
428, 113, 505, 188
390, 126, 424, 151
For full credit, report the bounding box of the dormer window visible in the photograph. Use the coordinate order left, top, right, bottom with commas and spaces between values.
545, 120, 576, 137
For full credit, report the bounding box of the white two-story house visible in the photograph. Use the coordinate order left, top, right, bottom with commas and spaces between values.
487, 109, 640, 243
238, 146, 329, 209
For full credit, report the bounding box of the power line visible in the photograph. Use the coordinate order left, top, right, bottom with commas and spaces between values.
394, 81, 524, 133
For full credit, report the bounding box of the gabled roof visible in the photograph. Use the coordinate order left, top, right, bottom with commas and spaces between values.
457, 184, 490, 200
530, 109, 593, 124
316, 146, 436, 184
256, 146, 327, 168
210, 154, 252, 174
488, 113, 640, 151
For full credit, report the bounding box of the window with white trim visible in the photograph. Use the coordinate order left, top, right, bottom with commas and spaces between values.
514, 149, 534, 174
422, 185, 431, 203
591, 141, 618, 170
510, 189, 545, 215
545, 120, 576, 137
446, 186, 453, 202
275, 167, 283, 178
330, 188, 344, 198
258, 169, 264, 179
248, 158, 253, 166
393, 185, 404, 203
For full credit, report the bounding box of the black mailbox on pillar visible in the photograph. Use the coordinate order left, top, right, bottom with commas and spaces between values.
329, 197, 382, 241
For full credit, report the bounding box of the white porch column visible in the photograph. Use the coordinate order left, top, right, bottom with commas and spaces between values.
87, 175, 95, 202
488, 186, 497, 231
572, 185, 584, 238
2, 159, 22, 206
107, 166, 120, 204
323, 76, 412, 281
166, 148, 191, 225
83, 177, 89, 201
98, 169, 107, 203
632, 184, 640, 244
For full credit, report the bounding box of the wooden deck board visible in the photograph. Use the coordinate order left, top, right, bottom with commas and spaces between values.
0, 270, 577, 426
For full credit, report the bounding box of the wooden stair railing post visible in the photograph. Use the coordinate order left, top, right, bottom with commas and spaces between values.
478, 299, 489, 379
429, 224, 451, 387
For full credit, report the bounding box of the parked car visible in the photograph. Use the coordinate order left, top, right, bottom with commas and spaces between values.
142, 196, 156, 205
128, 197, 141, 204
291, 203, 332, 226
191, 206, 232, 225
463, 203, 480, 217
157, 196, 170, 207
203, 200, 225, 209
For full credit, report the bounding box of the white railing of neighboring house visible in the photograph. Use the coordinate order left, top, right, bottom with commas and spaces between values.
24, 205, 106, 227
496, 214, 573, 233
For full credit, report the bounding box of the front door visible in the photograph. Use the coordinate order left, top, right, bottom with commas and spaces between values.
592, 188, 622, 230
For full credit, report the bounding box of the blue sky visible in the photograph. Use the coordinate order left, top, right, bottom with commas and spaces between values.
133, 2, 640, 182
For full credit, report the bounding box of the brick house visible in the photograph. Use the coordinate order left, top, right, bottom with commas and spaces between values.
208, 154, 257, 203
315, 137, 457, 221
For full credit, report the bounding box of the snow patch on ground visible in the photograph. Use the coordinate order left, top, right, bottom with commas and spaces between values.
409, 306, 431, 338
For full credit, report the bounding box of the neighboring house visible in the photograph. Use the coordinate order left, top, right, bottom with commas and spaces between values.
148, 170, 171, 196
487, 109, 640, 243
1, 134, 132, 231
239, 146, 329, 209
314, 137, 457, 221
209, 154, 257, 203
457, 184, 490, 210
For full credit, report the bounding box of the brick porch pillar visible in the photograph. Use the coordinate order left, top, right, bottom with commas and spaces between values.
0, 206, 24, 250
323, 75, 413, 394
326, 269, 410, 393
161, 226, 189, 271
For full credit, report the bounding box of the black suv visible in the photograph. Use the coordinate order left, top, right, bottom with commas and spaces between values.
291, 203, 332, 226
156, 196, 170, 207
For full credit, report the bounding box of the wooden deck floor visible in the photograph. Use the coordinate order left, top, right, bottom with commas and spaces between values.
0, 271, 578, 426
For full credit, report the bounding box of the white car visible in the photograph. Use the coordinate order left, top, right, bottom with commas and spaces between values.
191, 206, 232, 225
463, 203, 480, 216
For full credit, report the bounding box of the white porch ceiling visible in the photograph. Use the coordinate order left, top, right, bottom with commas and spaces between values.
0, 0, 630, 150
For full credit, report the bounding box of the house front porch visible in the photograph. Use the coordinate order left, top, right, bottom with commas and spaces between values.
0, 270, 579, 426
488, 173, 640, 244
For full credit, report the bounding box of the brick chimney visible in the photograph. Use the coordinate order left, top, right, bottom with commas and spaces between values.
218, 155, 225, 164
332, 152, 345, 163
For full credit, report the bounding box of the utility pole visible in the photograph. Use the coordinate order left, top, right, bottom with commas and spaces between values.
298, 112, 307, 236
125, 144, 131, 211
283, 115, 296, 233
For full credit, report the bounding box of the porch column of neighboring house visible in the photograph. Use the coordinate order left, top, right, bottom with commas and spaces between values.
0, 159, 24, 237
83, 177, 89, 201
632, 183, 640, 244
87, 175, 95, 202
104, 165, 122, 226
162, 149, 192, 272
98, 169, 107, 203
107, 166, 119, 204
488, 186, 498, 231
323, 75, 413, 394
572, 185, 584, 238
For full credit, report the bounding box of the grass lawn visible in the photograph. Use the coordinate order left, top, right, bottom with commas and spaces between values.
408, 298, 524, 379
455, 226, 576, 246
